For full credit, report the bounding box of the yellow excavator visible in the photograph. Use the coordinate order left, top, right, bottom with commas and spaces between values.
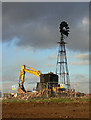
17, 65, 42, 94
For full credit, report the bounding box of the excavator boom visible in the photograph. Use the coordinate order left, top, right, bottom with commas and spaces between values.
17, 65, 42, 94
24, 69, 41, 77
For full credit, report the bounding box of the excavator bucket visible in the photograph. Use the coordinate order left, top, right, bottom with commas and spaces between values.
17, 87, 26, 94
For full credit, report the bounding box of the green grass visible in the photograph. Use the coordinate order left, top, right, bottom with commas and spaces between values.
2, 99, 29, 103
50, 98, 73, 103
79, 98, 91, 102
2, 97, 90, 103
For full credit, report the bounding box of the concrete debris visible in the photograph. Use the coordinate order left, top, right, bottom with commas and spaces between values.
17, 87, 26, 94
2, 89, 86, 101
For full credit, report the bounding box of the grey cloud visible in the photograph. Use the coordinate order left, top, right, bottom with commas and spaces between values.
70, 60, 89, 66
70, 53, 90, 66
0, 2, 2, 42
2, 0, 89, 2
70, 74, 89, 93
48, 54, 57, 60
2, 2, 89, 51
45, 63, 54, 67
74, 53, 89, 60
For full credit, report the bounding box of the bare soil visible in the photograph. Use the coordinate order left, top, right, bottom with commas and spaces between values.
2, 101, 90, 119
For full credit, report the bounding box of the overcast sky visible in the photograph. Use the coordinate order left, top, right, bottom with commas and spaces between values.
1, 2, 90, 93
2, 2, 89, 51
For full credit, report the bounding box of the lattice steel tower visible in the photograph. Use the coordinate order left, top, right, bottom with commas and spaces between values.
56, 21, 70, 89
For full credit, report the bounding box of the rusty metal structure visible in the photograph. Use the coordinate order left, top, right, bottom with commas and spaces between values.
56, 21, 70, 90
36, 72, 58, 97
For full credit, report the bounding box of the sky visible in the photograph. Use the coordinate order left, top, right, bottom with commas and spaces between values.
0, 2, 90, 93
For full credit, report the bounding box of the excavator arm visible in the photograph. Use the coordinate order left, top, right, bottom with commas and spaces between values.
18, 65, 42, 93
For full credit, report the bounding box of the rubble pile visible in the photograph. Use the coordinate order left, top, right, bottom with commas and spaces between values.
3, 90, 86, 101
3, 90, 46, 100
16, 92, 39, 100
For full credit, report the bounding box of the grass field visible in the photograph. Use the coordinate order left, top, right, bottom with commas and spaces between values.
2, 97, 90, 103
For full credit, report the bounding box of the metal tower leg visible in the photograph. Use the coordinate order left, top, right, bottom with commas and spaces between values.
56, 21, 70, 90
